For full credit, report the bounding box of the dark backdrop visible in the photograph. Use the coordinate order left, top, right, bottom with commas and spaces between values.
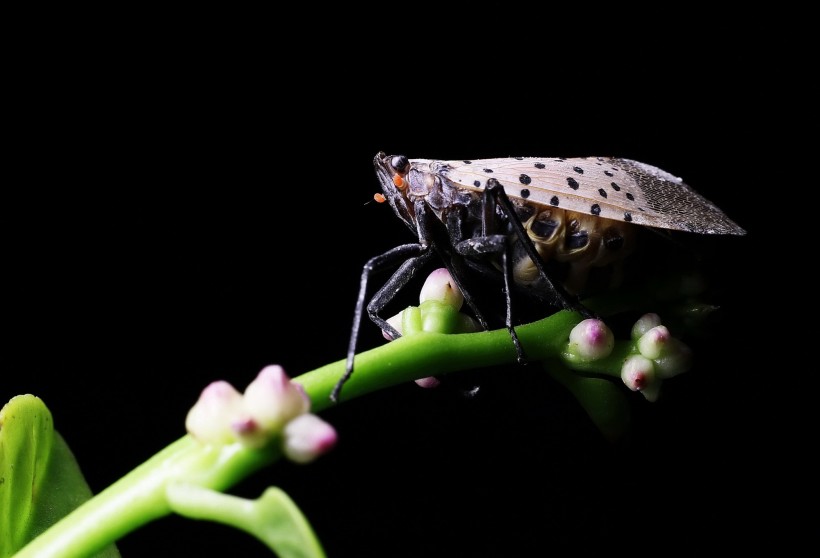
5, 17, 799, 557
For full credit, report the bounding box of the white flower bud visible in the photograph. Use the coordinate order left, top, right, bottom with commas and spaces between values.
632, 313, 662, 340
621, 355, 658, 395
419, 268, 463, 310
186, 381, 245, 445
653, 338, 692, 379
568, 319, 615, 360
383, 311, 404, 340
637, 325, 670, 360
283, 413, 338, 464
243, 365, 310, 432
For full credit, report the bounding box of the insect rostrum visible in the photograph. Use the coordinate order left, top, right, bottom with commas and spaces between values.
330, 153, 746, 402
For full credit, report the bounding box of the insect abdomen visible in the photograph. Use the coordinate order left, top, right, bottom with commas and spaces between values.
513, 203, 637, 294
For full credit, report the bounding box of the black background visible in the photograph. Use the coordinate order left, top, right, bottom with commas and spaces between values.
5, 13, 804, 557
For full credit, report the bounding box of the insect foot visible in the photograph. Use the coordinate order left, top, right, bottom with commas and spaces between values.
186, 365, 337, 463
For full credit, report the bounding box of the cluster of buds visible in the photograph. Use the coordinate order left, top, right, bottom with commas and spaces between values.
185, 365, 337, 464
566, 313, 692, 402
383, 268, 693, 402
620, 313, 692, 401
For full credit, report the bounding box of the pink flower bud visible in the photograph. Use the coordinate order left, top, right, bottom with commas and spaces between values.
186, 381, 245, 445
637, 325, 670, 360
631, 313, 662, 340
382, 311, 404, 340
243, 365, 310, 432
568, 319, 615, 360
621, 355, 661, 402
419, 268, 463, 310
414, 376, 441, 389
283, 413, 338, 464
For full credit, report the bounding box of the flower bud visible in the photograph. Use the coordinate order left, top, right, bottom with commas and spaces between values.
621, 355, 661, 402
653, 338, 692, 379
414, 376, 441, 389
186, 381, 245, 445
631, 313, 662, 340
243, 365, 310, 432
283, 413, 338, 464
419, 268, 463, 310
637, 325, 670, 360
382, 311, 404, 340
567, 319, 615, 360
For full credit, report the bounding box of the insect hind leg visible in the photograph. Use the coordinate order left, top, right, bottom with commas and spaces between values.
454, 232, 527, 364
485, 178, 595, 319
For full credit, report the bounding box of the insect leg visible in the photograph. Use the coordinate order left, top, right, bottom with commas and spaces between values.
331, 243, 430, 403
485, 178, 594, 319
365, 247, 438, 338
454, 231, 527, 364
437, 207, 492, 331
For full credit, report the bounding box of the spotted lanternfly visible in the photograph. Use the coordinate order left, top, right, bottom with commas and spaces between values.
329, 152, 746, 402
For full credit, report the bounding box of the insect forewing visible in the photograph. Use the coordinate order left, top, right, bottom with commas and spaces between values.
438, 157, 746, 235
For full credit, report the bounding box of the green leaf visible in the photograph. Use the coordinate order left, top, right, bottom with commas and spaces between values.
0, 395, 119, 558
166, 483, 326, 558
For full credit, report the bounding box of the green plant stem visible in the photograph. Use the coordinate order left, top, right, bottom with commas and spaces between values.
304, 309, 584, 409
14, 440, 278, 558
15, 309, 597, 558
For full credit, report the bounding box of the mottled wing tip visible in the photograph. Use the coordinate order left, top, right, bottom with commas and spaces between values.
619, 159, 747, 236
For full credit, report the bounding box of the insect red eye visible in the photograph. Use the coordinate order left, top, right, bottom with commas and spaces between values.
390, 155, 410, 174
393, 174, 406, 189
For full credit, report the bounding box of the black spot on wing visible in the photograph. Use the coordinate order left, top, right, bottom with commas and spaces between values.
567, 177, 579, 190
521, 189, 530, 198
598, 188, 607, 198
473, 180, 481, 187
591, 204, 601, 216
534, 162, 546, 169
624, 212, 633, 222
519, 174, 532, 185
573, 166, 584, 174
550, 196, 559, 206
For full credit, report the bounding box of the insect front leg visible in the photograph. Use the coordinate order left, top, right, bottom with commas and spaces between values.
365, 247, 438, 339
331, 243, 432, 403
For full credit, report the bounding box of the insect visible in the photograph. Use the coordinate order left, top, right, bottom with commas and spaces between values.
329, 152, 746, 402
